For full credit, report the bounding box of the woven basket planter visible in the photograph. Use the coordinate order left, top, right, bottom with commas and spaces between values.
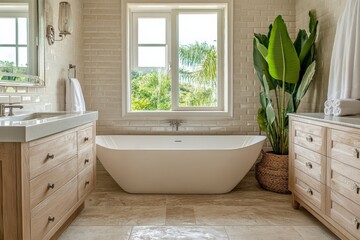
255, 151, 290, 194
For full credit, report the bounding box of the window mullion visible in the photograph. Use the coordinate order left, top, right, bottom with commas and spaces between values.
171, 10, 179, 111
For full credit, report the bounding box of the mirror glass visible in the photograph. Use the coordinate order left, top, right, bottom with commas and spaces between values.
0, 0, 44, 87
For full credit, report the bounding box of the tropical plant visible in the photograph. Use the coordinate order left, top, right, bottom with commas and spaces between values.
254, 12, 318, 155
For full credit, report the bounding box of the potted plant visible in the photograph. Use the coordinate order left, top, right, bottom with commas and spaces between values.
253, 12, 318, 193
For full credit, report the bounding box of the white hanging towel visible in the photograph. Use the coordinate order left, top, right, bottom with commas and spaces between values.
327, 0, 360, 100
66, 78, 86, 112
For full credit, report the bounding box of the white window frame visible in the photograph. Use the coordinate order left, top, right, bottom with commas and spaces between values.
122, 0, 233, 120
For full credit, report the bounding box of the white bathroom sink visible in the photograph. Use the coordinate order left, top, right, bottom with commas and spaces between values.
0, 111, 98, 142
1, 112, 73, 122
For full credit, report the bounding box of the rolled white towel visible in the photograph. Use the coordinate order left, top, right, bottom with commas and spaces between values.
324, 99, 334, 108
324, 106, 333, 116
333, 106, 360, 116
332, 99, 360, 108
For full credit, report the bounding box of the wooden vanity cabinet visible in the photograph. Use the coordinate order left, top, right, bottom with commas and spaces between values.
290, 115, 360, 240
0, 122, 96, 240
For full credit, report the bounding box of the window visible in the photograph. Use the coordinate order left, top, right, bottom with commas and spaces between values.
123, 0, 233, 119
0, 3, 31, 78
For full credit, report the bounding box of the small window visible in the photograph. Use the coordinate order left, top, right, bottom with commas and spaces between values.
123, 0, 233, 119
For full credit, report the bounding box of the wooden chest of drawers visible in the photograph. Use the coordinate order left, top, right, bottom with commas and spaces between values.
0, 122, 96, 240
290, 115, 360, 240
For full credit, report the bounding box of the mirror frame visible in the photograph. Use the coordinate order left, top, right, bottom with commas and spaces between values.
0, 0, 45, 87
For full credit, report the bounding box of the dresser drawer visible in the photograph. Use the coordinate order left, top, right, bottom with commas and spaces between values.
294, 169, 325, 211
292, 121, 326, 155
78, 125, 94, 150
30, 157, 77, 209
328, 158, 360, 205
31, 177, 77, 240
78, 146, 94, 173
328, 129, 360, 170
327, 189, 360, 240
29, 132, 77, 179
293, 144, 326, 183
78, 166, 94, 200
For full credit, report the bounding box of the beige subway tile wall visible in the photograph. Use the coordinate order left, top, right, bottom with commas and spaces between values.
296, 0, 346, 113
83, 0, 296, 135
0, 0, 83, 112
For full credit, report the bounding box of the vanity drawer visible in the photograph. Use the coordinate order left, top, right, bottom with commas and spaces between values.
30, 157, 77, 209
31, 177, 77, 240
294, 169, 325, 211
29, 132, 77, 179
328, 129, 360, 170
328, 158, 360, 205
78, 166, 94, 200
78, 146, 94, 173
78, 125, 94, 150
293, 144, 326, 183
292, 121, 326, 155
327, 189, 360, 240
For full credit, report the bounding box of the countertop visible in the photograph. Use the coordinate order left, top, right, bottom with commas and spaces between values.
289, 113, 360, 129
0, 111, 98, 142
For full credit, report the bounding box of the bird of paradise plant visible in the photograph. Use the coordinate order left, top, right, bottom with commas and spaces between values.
254, 12, 318, 155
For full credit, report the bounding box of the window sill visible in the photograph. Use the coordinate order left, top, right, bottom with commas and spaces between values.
122, 110, 233, 120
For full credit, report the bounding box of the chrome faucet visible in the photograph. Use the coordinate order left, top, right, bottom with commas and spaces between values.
0, 103, 24, 117
169, 120, 182, 131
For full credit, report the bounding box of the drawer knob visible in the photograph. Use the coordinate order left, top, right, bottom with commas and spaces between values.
355, 149, 360, 159
85, 180, 90, 185
47, 153, 55, 160
47, 183, 55, 189
306, 136, 313, 142
353, 218, 360, 229
352, 183, 360, 194
85, 159, 90, 164
306, 188, 313, 196
84, 137, 89, 142
305, 162, 313, 169
48, 216, 55, 222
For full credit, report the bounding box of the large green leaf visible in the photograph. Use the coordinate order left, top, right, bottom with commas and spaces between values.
299, 20, 318, 64
268, 16, 300, 84
294, 29, 308, 56
309, 11, 317, 32
296, 61, 316, 102
253, 38, 274, 90
266, 102, 276, 125
259, 91, 267, 109
257, 108, 267, 132
255, 38, 268, 61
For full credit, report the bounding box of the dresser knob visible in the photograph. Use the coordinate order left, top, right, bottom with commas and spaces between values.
355, 149, 360, 159
84, 137, 89, 142
353, 218, 360, 229
352, 183, 360, 194
48, 183, 55, 189
306, 136, 313, 142
47, 153, 55, 160
306, 188, 313, 196
305, 162, 313, 169
48, 216, 55, 222
84, 159, 90, 164
85, 181, 90, 185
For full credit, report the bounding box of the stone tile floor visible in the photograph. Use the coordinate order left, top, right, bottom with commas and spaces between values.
59, 163, 338, 240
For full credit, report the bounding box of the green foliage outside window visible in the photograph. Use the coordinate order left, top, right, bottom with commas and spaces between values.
131, 42, 217, 111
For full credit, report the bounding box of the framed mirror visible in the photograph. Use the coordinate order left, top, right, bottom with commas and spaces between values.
0, 0, 45, 87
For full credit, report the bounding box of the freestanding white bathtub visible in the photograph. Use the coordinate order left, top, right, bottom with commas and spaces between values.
96, 135, 266, 194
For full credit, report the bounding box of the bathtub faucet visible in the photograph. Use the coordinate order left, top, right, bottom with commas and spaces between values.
168, 120, 182, 131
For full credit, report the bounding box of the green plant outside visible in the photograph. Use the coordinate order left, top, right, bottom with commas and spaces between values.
254, 13, 318, 155
0, 60, 28, 82
131, 42, 217, 111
